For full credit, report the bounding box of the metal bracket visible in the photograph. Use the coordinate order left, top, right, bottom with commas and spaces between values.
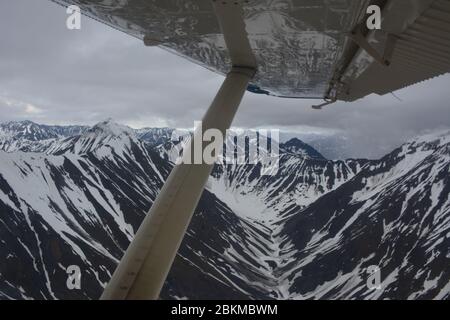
312, 98, 337, 110
383, 33, 399, 62
348, 25, 398, 67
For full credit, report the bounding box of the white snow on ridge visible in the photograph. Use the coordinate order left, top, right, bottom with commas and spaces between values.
1, 120, 449, 300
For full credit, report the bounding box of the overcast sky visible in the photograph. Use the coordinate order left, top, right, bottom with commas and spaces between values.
1, 0, 450, 158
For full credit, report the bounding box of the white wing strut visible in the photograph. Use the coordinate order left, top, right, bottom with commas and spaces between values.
101, 2, 256, 300
101, 66, 254, 300
101, 1, 256, 300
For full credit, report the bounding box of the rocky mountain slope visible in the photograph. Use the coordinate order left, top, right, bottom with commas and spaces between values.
0, 120, 448, 300
0, 120, 87, 153
280, 131, 450, 299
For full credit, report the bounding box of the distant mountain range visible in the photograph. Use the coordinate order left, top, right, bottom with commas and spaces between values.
0, 120, 448, 300
0, 120, 87, 153
0, 120, 354, 160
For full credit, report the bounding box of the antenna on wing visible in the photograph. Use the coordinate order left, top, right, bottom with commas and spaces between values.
312, 98, 337, 110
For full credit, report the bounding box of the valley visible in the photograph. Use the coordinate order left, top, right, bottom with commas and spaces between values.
0, 120, 448, 300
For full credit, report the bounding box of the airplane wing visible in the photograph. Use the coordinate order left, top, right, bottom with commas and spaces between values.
52, 0, 450, 102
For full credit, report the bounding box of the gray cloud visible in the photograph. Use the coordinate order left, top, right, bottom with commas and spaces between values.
1, 0, 449, 159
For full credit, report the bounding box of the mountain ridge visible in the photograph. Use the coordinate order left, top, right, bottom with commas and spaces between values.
0, 120, 350, 161
0, 119, 448, 300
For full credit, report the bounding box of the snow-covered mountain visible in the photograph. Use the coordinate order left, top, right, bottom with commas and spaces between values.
280, 132, 353, 160
0, 121, 171, 299
280, 131, 450, 299
280, 138, 326, 160
0, 120, 448, 300
135, 127, 174, 147
0, 120, 87, 153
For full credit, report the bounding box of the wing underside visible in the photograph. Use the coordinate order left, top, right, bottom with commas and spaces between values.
52, 0, 450, 101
